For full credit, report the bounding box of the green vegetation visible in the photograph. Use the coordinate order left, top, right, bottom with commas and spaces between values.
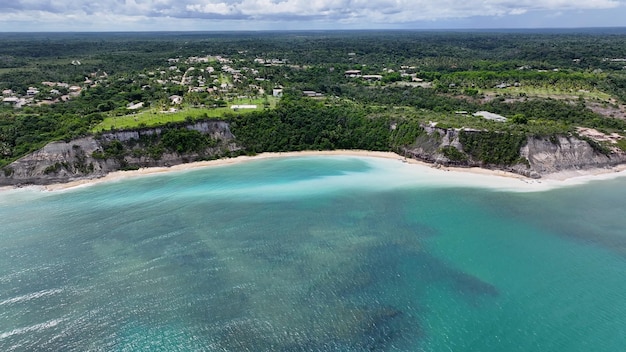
93, 97, 276, 132
91, 123, 227, 170
161, 129, 218, 153
459, 131, 527, 165
229, 93, 393, 153
440, 146, 468, 162
2, 30, 626, 171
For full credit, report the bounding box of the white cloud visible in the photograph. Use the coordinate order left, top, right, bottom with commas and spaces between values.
0, 0, 623, 29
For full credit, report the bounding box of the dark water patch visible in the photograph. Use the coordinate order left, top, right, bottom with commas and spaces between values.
448, 270, 499, 301
213, 303, 414, 352
302, 263, 376, 302
410, 252, 499, 300
3, 158, 626, 351
475, 182, 626, 259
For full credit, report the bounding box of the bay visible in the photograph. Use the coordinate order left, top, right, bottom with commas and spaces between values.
1, 156, 625, 351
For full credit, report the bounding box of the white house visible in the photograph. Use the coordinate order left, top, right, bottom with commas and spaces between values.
473, 111, 508, 122
26, 87, 40, 96
127, 102, 144, 110
362, 75, 383, 81
345, 70, 362, 77
169, 95, 183, 105
231, 105, 257, 110
2, 97, 19, 104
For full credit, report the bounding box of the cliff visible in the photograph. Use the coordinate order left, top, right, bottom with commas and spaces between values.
0, 121, 239, 186
520, 136, 626, 174
2, 121, 625, 186
401, 125, 626, 179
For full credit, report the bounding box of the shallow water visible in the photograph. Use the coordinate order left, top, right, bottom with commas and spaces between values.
1, 156, 625, 351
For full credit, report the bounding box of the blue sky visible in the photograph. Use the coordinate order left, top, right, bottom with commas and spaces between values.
0, 0, 624, 32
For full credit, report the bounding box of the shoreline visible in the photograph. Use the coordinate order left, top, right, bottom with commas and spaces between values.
2, 150, 626, 193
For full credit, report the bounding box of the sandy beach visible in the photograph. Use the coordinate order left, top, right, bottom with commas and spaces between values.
3, 150, 626, 193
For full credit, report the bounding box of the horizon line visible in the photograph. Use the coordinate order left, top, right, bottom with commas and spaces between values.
1, 27, 626, 34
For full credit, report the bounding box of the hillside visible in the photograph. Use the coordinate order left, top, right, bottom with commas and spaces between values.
2, 31, 626, 184
2, 113, 625, 186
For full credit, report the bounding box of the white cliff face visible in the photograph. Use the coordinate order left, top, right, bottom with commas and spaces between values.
2, 123, 626, 185
406, 127, 626, 178
0, 122, 238, 186
3, 137, 112, 183
521, 136, 626, 174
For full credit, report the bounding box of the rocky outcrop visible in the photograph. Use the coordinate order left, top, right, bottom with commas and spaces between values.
0, 120, 239, 186
1, 137, 113, 185
402, 125, 477, 166
521, 135, 626, 174
97, 121, 235, 143
2, 121, 626, 186
401, 125, 626, 178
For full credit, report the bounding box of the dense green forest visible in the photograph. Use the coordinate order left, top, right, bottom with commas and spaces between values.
2, 30, 626, 168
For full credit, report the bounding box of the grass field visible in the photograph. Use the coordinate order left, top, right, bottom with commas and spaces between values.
482, 86, 613, 101
93, 96, 278, 132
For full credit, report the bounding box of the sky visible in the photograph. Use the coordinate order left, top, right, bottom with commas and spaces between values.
0, 0, 625, 32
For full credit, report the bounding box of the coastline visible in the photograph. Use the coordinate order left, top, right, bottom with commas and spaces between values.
3, 150, 626, 193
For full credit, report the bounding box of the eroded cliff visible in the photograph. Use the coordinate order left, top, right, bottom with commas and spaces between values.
2, 121, 625, 186
402, 125, 626, 178
0, 121, 239, 186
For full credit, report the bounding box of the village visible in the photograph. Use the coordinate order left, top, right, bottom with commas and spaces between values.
1, 52, 436, 114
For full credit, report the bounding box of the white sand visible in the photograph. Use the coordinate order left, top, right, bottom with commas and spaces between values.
3, 150, 626, 193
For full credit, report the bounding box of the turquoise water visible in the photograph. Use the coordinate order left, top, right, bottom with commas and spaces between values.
1, 156, 625, 351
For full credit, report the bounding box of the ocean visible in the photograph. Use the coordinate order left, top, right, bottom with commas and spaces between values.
1, 156, 625, 351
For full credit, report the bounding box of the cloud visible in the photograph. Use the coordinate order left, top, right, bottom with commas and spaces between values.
0, 0, 623, 29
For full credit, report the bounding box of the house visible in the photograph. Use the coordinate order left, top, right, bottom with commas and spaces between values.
344, 70, 362, 77
187, 56, 209, 63
2, 96, 19, 104
362, 75, 383, 81
2, 89, 13, 96
68, 86, 81, 97
272, 88, 283, 97
169, 95, 183, 105
474, 111, 507, 122
303, 91, 323, 97
26, 87, 39, 96
230, 105, 257, 110
127, 102, 144, 110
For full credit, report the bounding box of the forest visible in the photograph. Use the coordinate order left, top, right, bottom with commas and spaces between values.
2, 30, 626, 168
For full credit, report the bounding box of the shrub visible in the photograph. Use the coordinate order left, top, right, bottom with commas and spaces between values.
459, 130, 526, 165
440, 146, 468, 162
